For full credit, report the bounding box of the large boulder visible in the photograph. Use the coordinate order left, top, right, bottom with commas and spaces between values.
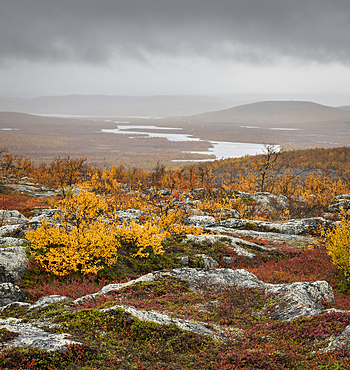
27, 209, 61, 228
251, 192, 289, 210
76, 268, 334, 322
0, 210, 28, 225
0, 283, 26, 306
0, 246, 29, 284
0, 318, 79, 352
102, 304, 218, 337
327, 200, 350, 213
114, 209, 144, 223
217, 217, 333, 236
184, 215, 216, 228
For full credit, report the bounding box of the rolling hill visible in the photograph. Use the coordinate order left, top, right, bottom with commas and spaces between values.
190, 101, 350, 124
0, 94, 237, 117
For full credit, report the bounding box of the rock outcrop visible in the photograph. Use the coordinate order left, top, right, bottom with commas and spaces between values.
0, 246, 29, 284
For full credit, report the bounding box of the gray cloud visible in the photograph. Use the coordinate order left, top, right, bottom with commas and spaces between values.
1, 0, 350, 65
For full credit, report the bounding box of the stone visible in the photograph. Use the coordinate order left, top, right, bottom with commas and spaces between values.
0, 237, 27, 247
0, 210, 28, 225
335, 193, 350, 201
73, 268, 334, 324
217, 217, 333, 236
177, 256, 189, 267
0, 224, 24, 238
198, 254, 219, 269
0, 318, 79, 352
216, 208, 241, 218
28, 209, 61, 227
0, 301, 30, 312
115, 209, 143, 222
327, 200, 350, 213
191, 188, 207, 196
27, 295, 73, 312
101, 304, 218, 337
0, 246, 29, 283
185, 234, 257, 259
184, 215, 216, 228
251, 192, 289, 210
264, 280, 334, 321
0, 283, 26, 306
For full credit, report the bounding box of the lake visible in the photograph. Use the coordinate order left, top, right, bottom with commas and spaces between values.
101, 124, 269, 161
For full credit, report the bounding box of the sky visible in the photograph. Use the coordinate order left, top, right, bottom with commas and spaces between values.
2, 0, 350, 105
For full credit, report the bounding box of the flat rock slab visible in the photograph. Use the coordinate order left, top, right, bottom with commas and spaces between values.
0, 246, 29, 284
26, 295, 72, 312
0, 318, 79, 352
0, 283, 26, 306
76, 268, 334, 322
102, 304, 218, 337
216, 217, 333, 236
208, 226, 314, 243
0, 210, 28, 225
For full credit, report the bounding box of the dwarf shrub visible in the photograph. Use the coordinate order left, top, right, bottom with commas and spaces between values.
324, 209, 350, 278
26, 191, 166, 276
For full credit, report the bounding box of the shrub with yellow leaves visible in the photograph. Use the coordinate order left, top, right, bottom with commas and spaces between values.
26, 191, 168, 276
323, 208, 350, 278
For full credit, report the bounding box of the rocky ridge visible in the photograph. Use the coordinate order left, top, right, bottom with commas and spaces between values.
0, 189, 348, 357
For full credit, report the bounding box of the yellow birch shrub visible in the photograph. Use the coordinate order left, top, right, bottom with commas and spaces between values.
323, 209, 350, 277
114, 219, 166, 258
26, 191, 167, 276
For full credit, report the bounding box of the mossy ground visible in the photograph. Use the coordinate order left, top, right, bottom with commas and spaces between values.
3, 275, 350, 369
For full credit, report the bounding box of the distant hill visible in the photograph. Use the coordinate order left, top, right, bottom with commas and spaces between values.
0, 94, 237, 117
190, 101, 350, 124
337, 105, 350, 112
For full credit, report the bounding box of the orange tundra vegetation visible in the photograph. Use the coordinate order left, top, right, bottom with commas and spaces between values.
2, 146, 350, 368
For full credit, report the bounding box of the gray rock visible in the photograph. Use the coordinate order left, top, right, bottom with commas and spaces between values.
325, 324, 350, 352
0, 210, 28, 225
208, 226, 314, 243
115, 209, 143, 222
0, 237, 27, 247
0, 283, 26, 306
0, 246, 29, 283
27, 295, 72, 312
0, 301, 30, 312
264, 280, 334, 321
335, 193, 350, 201
28, 209, 61, 226
0, 318, 79, 352
217, 217, 333, 236
222, 256, 235, 267
191, 188, 207, 196
216, 208, 242, 218
75, 268, 334, 322
236, 191, 252, 199
198, 254, 219, 269
185, 234, 257, 259
0, 224, 24, 238
184, 215, 216, 227
177, 256, 189, 267
327, 200, 350, 213
101, 304, 217, 337
251, 192, 289, 210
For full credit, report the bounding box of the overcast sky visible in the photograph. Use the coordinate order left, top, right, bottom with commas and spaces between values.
2, 0, 350, 105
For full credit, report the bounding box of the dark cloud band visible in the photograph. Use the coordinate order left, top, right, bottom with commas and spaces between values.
1, 0, 350, 65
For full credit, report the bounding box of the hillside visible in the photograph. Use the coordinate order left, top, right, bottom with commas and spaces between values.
190, 100, 350, 124
204, 146, 350, 177
1, 158, 350, 368
0, 94, 237, 117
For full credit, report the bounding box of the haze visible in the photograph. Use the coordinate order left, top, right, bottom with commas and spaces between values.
1, 1, 350, 106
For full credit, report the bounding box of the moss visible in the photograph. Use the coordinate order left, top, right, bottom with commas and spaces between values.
0, 327, 20, 343
26, 301, 72, 321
